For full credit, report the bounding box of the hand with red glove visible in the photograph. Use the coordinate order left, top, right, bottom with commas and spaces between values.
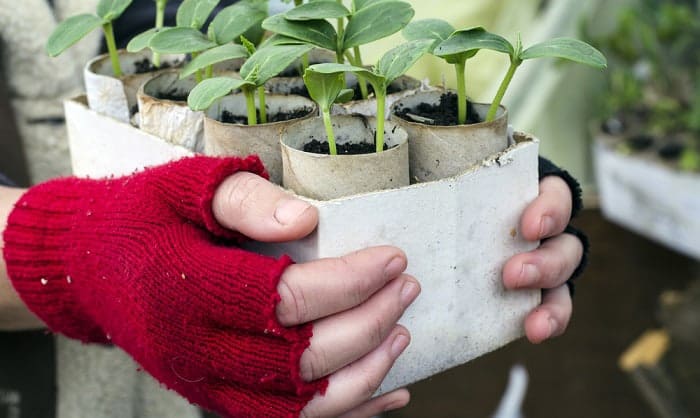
1, 155, 420, 418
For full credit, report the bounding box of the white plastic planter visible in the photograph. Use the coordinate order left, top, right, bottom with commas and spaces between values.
65, 95, 541, 396
594, 135, 700, 260
84, 50, 185, 124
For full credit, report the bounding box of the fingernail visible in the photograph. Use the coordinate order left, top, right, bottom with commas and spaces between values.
391, 333, 410, 358
400, 280, 420, 307
539, 215, 554, 238
274, 199, 311, 225
385, 256, 406, 279
519, 264, 539, 287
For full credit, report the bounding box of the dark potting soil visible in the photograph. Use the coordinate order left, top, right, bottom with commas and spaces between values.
394, 92, 482, 126
303, 138, 390, 155
220, 108, 313, 125
658, 142, 685, 160
349, 82, 404, 100
154, 89, 189, 102
133, 58, 175, 74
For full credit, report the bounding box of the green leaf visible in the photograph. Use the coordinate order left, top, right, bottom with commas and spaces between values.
46, 14, 103, 57
97, 0, 133, 21
353, 0, 393, 11
262, 14, 338, 51
521, 37, 608, 68
149, 27, 217, 54
402, 19, 454, 52
336, 88, 355, 103
180, 44, 249, 78
377, 39, 433, 83
305, 62, 368, 75
259, 34, 307, 47
285, 1, 351, 20
126, 28, 159, 52
176, 0, 220, 29
303, 69, 346, 111
188, 77, 254, 110
435, 27, 514, 60
343, 1, 414, 49
241, 44, 315, 86
308, 62, 384, 89
209, 2, 267, 44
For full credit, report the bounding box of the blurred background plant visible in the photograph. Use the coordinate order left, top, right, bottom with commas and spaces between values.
585, 0, 700, 171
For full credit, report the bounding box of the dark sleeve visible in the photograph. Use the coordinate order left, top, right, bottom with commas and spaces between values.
0, 172, 16, 187
537, 157, 589, 296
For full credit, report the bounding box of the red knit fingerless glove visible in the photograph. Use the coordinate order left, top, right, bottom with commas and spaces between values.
2, 156, 327, 417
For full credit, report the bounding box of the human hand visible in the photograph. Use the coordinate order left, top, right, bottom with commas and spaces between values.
502, 176, 584, 344
4, 156, 417, 418
214, 171, 419, 417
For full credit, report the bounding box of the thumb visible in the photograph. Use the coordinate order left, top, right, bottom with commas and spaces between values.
212, 172, 318, 242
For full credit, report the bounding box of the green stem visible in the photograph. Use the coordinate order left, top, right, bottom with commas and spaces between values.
102, 22, 122, 77
153, 0, 167, 67
244, 88, 258, 125
336, 4, 345, 63
205, 65, 213, 79
322, 109, 337, 155
257, 86, 267, 124
375, 90, 386, 153
486, 61, 519, 122
455, 61, 467, 125
301, 53, 309, 72
192, 52, 202, 83
352, 46, 369, 99
156, 0, 166, 28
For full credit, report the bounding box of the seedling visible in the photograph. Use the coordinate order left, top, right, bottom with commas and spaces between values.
127, 0, 219, 81
305, 38, 433, 152
302, 69, 354, 155
404, 20, 607, 124
123, 0, 171, 67
127, 0, 219, 65
187, 43, 314, 125
262, 0, 415, 99
46, 0, 134, 77
140, 0, 266, 81
402, 19, 474, 125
